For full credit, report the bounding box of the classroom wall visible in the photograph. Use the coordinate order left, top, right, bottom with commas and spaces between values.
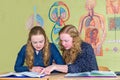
0, 0, 120, 73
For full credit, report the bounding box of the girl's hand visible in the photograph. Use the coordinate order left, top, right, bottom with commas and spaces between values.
40, 65, 56, 75
30, 66, 44, 73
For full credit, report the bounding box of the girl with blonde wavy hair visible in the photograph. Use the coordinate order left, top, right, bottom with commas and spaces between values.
41, 24, 98, 74
14, 26, 64, 73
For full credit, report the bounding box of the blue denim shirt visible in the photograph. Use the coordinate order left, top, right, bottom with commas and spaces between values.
14, 43, 65, 72
68, 42, 98, 73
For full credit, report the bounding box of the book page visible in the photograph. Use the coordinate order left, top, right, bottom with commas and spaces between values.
65, 72, 90, 77
0, 72, 46, 78
65, 71, 117, 77
0, 72, 22, 77
91, 71, 117, 77
19, 72, 46, 78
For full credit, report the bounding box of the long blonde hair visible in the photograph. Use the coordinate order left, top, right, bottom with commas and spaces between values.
26, 26, 50, 69
59, 24, 82, 64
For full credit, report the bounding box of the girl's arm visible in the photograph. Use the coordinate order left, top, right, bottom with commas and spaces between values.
14, 45, 29, 72
41, 64, 68, 74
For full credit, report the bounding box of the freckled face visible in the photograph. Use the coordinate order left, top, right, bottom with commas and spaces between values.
60, 33, 73, 50
31, 35, 45, 51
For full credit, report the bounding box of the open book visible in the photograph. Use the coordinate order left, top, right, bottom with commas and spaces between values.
0, 72, 46, 78
65, 70, 117, 77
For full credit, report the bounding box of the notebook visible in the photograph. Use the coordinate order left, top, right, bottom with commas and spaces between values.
65, 70, 117, 78
0, 72, 46, 78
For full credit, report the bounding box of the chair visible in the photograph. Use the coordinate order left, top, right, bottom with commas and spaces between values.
98, 66, 110, 71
